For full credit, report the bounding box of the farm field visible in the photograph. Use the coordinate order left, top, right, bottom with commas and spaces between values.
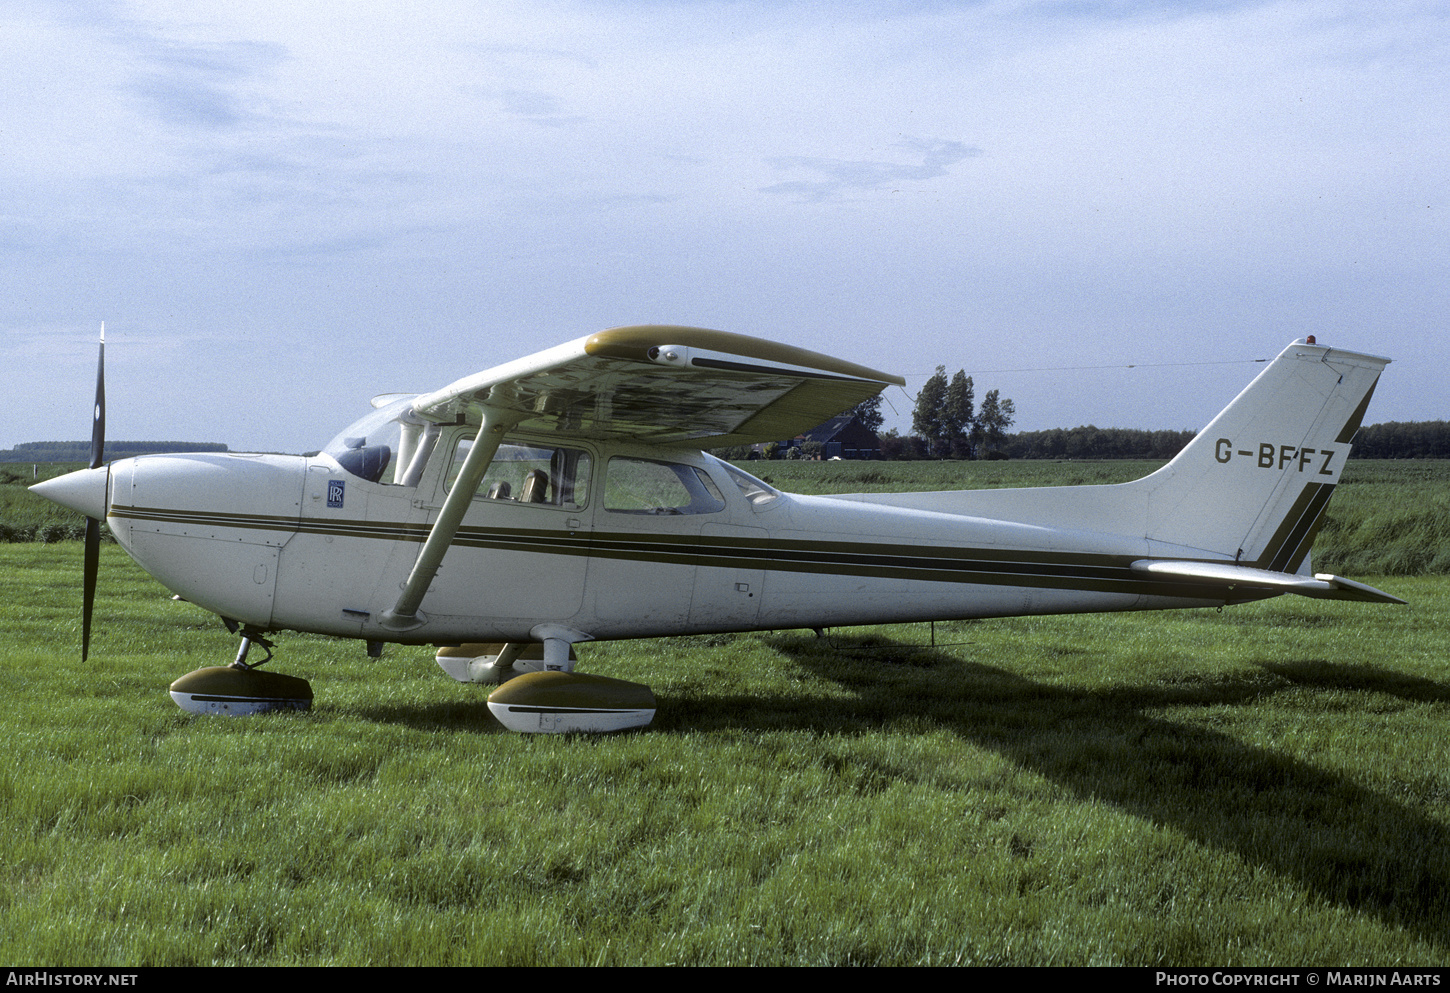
3, 537, 1447, 965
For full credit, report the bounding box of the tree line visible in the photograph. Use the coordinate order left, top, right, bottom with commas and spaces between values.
1003, 426, 1196, 461
1349, 421, 1450, 459
868, 421, 1450, 462
866, 368, 1450, 460
858, 386, 1448, 461
0, 440, 228, 462
11, 418, 1443, 467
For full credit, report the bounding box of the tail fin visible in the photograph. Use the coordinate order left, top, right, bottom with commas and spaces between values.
1134, 339, 1389, 571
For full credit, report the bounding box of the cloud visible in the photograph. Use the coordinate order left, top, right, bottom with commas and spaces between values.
124, 36, 287, 131
483, 88, 587, 129
760, 138, 983, 202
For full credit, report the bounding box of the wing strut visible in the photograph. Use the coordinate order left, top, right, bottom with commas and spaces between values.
381, 407, 517, 631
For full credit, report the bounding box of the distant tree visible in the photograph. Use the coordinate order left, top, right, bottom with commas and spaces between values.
878, 428, 930, 461
977, 389, 1016, 453
943, 371, 975, 458
878, 428, 904, 461
904, 435, 932, 460
846, 395, 885, 435
910, 365, 1019, 459
912, 366, 949, 456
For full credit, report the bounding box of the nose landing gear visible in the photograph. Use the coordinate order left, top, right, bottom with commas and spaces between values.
168, 628, 313, 716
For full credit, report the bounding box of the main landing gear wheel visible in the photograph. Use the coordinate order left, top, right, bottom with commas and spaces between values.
487, 671, 656, 734
436, 642, 655, 733
169, 631, 313, 716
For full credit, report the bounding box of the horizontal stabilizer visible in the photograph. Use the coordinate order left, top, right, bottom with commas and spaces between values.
1130, 560, 1405, 604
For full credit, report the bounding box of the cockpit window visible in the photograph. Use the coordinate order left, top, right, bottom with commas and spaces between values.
605, 457, 726, 515
322, 397, 434, 485
446, 437, 592, 509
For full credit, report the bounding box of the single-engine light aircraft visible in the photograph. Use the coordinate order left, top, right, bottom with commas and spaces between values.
33, 326, 1402, 732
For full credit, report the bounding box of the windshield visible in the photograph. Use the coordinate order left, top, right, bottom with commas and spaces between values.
322, 396, 435, 485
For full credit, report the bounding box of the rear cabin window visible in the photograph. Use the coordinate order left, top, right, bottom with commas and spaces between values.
604, 458, 726, 515
713, 458, 781, 507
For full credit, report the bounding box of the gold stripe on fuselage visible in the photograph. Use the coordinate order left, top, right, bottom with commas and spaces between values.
108, 502, 1268, 601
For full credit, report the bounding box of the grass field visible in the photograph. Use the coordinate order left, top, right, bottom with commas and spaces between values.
3, 540, 1446, 965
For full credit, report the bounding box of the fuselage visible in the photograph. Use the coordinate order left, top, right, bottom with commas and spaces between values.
95, 424, 1231, 648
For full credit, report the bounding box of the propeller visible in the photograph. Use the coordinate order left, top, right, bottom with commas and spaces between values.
81, 324, 105, 661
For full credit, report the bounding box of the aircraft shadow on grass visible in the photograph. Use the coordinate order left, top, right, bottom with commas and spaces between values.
345, 629, 1450, 946
757, 630, 1450, 949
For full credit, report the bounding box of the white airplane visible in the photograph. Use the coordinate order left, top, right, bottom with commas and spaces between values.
32, 326, 1402, 733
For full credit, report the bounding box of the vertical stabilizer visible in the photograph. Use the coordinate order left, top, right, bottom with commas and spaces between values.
1134, 340, 1388, 570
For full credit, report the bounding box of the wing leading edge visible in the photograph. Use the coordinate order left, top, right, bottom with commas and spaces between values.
410, 325, 904, 446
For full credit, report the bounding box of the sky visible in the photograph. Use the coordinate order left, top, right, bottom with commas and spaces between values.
5, 0, 1447, 454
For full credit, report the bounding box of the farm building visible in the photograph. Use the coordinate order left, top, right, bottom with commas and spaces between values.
783, 413, 883, 460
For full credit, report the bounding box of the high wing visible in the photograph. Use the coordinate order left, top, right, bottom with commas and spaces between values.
409, 325, 904, 446
381, 326, 902, 632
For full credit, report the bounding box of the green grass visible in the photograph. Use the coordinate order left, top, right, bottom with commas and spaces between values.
2, 544, 1446, 965
1312, 462, 1450, 575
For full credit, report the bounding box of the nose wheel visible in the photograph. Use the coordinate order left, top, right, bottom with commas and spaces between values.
168, 628, 313, 716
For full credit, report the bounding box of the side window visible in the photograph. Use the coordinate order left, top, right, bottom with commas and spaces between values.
446, 439, 591, 509
717, 460, 781, 507
605, 458, 726, 515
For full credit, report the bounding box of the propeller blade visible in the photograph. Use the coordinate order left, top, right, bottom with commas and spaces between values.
83, 325, 105, 661
82, 516, 100, 662
90, 325, 105, 470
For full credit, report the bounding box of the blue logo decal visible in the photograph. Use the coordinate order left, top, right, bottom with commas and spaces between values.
327, 479, 345, 508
